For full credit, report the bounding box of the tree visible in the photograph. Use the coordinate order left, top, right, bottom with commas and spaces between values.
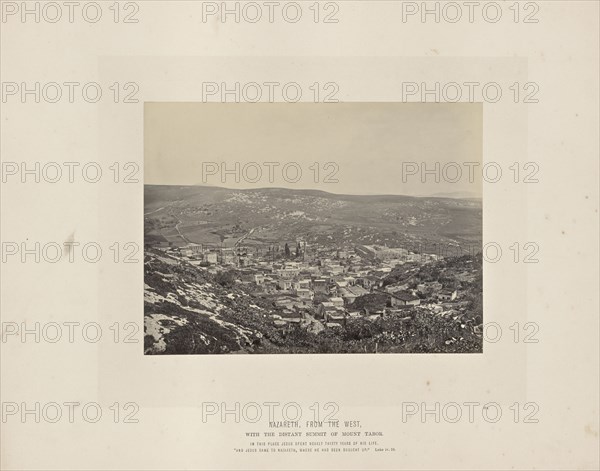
295, 242, 301, 257
284, 243, 291, 257
215, 271, 235, 288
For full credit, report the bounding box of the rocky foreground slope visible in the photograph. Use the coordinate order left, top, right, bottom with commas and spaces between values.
144, 249, 483, 355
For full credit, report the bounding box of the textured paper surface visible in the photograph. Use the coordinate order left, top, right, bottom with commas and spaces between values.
1, 1, 598, 470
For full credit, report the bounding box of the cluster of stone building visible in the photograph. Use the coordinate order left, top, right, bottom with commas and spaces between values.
162, 242, 463, 330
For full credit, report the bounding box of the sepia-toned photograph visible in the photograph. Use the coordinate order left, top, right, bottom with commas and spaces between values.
3, 1, 599, 469
144, 103, 483, 354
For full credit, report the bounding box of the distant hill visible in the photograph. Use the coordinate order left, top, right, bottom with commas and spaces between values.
144, 184, 482, 253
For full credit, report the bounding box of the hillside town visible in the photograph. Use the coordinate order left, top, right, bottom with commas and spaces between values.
148, 238, 481, 338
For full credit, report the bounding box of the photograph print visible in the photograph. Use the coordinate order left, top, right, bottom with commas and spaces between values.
144, 103, 483, 354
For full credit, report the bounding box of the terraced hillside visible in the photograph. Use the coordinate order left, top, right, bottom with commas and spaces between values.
144, 185, 482, 253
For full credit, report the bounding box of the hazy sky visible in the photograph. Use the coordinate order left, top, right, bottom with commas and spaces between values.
145, 102, 482, 197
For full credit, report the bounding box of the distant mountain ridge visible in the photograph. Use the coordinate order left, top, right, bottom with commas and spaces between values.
144, 184, 482, 254
146, 183, 481, 202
